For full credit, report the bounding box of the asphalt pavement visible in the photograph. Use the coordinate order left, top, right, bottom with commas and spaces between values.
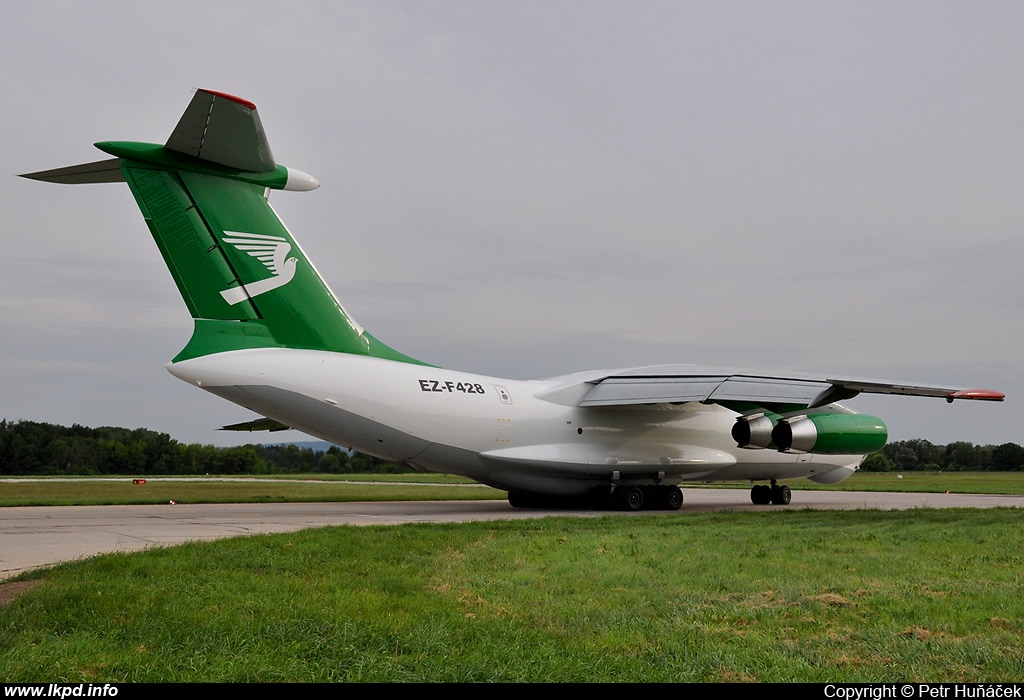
3, 489, 1022, 580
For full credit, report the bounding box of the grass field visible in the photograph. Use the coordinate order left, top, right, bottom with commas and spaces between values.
1, 508, 1022, 682
2, 470, 1022, 507
0, 474, 505, 507
2, 472, 1022, 682
812, 471, 1024, 495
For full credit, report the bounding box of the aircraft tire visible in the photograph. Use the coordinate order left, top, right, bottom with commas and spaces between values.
770, 484, 792, 505
750, 484, 772, 505
588, 488, 615, 509
508, 491, 540, 508
622, 486, 645, 511
664, 486, 683, 510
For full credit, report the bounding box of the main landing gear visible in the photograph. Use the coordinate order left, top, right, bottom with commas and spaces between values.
750, 480, 792, 506
506, 485, 684, 512
613, 485, 684, 512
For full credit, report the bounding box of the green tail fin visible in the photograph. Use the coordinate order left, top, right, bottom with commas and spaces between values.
22, 89, 424, 366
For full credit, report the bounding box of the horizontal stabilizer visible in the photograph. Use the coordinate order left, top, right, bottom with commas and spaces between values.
166, 89, 276, 172
220, 417, 292, 432
20, 158, 124, 184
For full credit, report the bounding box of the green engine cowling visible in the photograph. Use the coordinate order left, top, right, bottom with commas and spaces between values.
772, 413, 887, 454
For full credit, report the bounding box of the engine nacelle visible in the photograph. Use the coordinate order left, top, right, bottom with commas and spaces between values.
771, 413, 887, 454
731, 413, 778, 449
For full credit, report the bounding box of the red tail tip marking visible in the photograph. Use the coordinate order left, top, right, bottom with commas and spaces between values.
201, 89, 257, 111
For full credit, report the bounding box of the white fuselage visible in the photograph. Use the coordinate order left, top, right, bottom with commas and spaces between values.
168, 348, 863, 495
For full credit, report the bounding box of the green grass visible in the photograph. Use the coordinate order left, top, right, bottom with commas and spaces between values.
683, 471, 1024, 495
2, 509, 1022, 682
800, 470, 1024, 494
2, 470, 1021, 506
0, 475, 506, 507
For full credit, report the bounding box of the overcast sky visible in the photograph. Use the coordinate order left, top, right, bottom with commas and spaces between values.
2, 1, 1020, 448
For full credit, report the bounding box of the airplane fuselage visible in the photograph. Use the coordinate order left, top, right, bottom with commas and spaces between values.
25, 88, 1000, 510
168, 349, 864, 496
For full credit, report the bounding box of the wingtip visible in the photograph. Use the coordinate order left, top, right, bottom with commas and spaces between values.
946, 389, 1005, 403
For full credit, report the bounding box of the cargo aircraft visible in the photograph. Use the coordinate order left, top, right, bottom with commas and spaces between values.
22, 89, 1004, 510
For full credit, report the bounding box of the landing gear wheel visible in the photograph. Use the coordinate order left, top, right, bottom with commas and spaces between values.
588, 488, 614, 509
623, 486, 645, 511
508, 491, 545, 508
665, 486, 683, 510
770, 484, 792, 505
750, 484, 772, 505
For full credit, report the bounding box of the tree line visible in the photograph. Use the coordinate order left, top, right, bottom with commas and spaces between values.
0, 420, 399, 476
2, 419, 1022, 476
863, 438, 1024, 472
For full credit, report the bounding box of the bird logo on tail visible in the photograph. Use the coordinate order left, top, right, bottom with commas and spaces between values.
219, 230, 299, 305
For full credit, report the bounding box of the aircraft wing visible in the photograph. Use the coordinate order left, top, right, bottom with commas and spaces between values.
576, 365, 1004, 409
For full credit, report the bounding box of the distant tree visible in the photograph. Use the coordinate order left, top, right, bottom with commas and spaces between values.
861, 452, 895, 472
991, 443, 1024, 471
944, 441, 979, 471
883, 441, 919, 471
317, 446, 351, 473
2, 418, 1018, 476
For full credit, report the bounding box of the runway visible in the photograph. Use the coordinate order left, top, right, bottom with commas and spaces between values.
3, 489, 1023, 580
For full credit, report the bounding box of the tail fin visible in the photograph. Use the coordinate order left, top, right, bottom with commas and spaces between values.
22, 89, 423, 366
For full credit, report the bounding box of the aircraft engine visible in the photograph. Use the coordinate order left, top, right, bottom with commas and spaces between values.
731, 413, 778, 449
771, 413, 887, 454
